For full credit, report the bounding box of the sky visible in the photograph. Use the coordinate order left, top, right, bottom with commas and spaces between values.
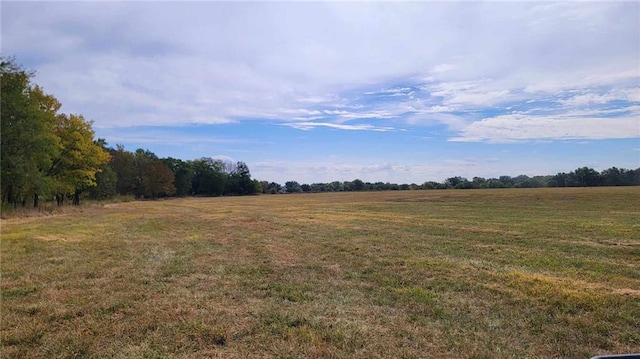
2, 1, 639, 184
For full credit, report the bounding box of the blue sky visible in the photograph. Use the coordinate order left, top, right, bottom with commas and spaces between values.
2, 1, 639, 184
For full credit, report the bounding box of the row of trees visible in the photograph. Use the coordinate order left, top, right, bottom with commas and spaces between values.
90, 146, 259, 200
277, 167, 640, 193
1, 58, 110, 207
1, 57, 260, 207
90, 162, 639, 200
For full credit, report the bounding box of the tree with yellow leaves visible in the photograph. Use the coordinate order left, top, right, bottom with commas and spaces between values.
1, 57, 110, 207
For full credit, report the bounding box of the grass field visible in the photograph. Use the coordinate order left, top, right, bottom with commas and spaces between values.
1, 187, 639, 358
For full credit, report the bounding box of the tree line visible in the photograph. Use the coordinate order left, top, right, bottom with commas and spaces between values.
275, 166, 639, 194
1, 57, 261, 208
2, 57, 638, 209
92, 147, 259, 200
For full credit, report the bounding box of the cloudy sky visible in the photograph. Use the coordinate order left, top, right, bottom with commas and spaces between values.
3, 1, 639, 184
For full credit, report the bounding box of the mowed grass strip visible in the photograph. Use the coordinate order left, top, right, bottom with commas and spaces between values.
1, 187, 639, 358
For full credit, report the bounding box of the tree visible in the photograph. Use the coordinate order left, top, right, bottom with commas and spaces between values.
551, 172, 569, 187
267, 182, 282, 194
330, 181, 343, 192
228, 162, 256, 195
132, 149, 158, 198
499, 176, 514, 187
1, 58, 109, 207
624, 168, 640, 186
285, 181, 302, 193
310, 183, 327, 192
191, 158, 227, 196
89, 139, 118, 200
48, 114, 110, 205
110, 145, 137, 195
1, 58, 60, 207
253, 179, 264, 194
141, 161, 175, 198
472, 177, 486, 189
446, 176, 465, 188
259, 181, 270, 194
130, 149, 178, 199
455, 180, 472, 189
513, 175, 532, 188
571, 167, 600, 187
352, 179, 365, 191
89, 164, 118, 200
163, 157, 194, 197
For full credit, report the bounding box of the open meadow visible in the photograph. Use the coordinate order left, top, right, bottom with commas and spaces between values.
1, 187, 639, 358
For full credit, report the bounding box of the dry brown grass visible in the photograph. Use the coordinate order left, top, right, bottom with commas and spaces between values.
1, 187, 639, 358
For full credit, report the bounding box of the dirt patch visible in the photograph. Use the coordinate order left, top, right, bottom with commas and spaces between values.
613, 288, 640, 296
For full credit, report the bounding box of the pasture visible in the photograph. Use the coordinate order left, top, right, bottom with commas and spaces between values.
1, 187, 639, 358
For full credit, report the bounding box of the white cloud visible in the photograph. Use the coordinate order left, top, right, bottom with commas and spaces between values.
282, 122, 398, 132
336, 111, 398, 120
364, 87, 413, 96
209, 155, 235, 163
560, 93, 618, 107
2, 1, 638, 142
449, 113, 640, 143
431, 64, 456, 74
95, 130, 245, 146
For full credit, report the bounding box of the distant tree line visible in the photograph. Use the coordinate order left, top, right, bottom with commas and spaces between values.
272, 167, 639, 194
91, 146, 259, 200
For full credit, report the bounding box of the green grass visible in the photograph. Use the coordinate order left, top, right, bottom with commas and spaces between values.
1, 187, 639, 358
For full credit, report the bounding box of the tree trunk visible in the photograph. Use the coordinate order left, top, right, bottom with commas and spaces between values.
56, 194, 64, 206
73, 190, 80, 206
5, 185, 14, 206
33, 194, 39, 208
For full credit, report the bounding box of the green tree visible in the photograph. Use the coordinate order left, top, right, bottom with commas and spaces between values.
601, 167, 619, 186
551, 172, 569, 187
191, 158, 227, 196
259, 180, 270, 194
330, 181, 343, 192
571, 167, 600, 187
472, 177, 486, 189
110, 145, 136, 196
352, 179, 365, 191
88, 139, 118, 200
285, 181, 302, 193
446, 176, 465, 188
253, 179, 264, 194
132, 149, 157, 198
228, 162, 256, 195
1, 58, 109, 207
89, 164, 118, 200
267, 182, 282, 194
1, 59, 60, 207
624, 168, 640, 186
